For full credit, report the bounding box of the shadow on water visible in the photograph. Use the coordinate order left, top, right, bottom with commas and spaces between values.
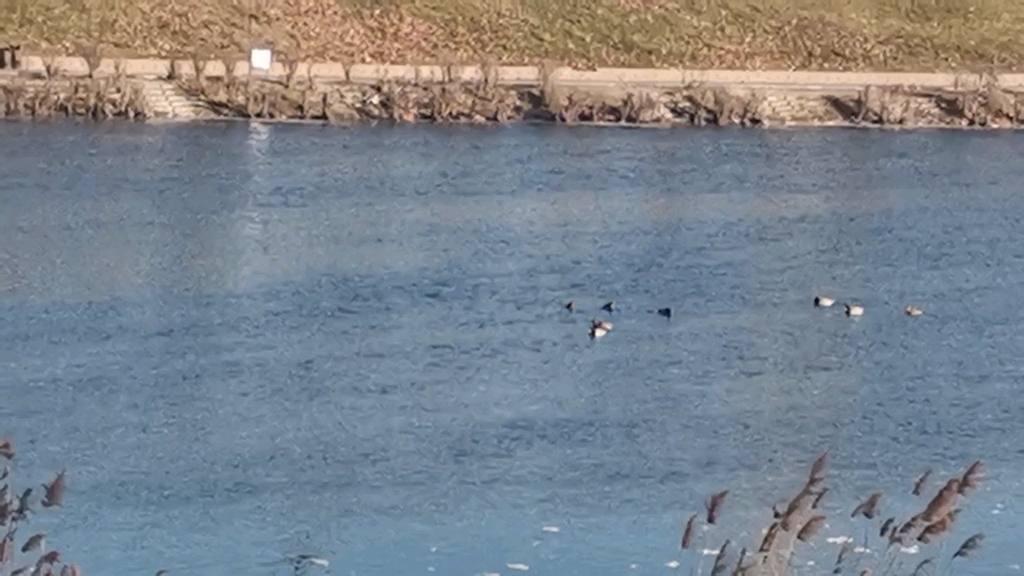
0, 122, 1022, 575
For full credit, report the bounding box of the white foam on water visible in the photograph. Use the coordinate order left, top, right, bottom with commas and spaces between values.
664, 560, 680, 569
506, 563, 529, 571
898, 545, 919, 554
542, 526, 560, 533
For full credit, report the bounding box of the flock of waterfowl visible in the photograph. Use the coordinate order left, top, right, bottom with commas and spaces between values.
564, 299, 672, 339
557, 295, 993, 575
568, 295, 923, 340
813, 296, 923, 317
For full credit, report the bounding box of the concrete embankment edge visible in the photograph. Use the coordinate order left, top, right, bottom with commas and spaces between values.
4, 56, 1024, 124
11, 56, 1024, 90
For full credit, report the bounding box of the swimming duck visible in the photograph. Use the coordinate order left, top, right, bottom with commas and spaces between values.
905, 306, 923, 316
601, 301, 616, 313
814, 296, 835, 308
845, 304, 864, 317
657, 307, 672, 318
565, 301, 576, 312
589, 319, 613, 339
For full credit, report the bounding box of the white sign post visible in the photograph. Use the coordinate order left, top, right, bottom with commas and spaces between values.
250, 48, 272, 75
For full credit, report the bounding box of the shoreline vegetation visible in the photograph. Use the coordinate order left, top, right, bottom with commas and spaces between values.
3, 60, 1024, 127
177, 70, 1024, 127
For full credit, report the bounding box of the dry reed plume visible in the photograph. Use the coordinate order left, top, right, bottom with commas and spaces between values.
953, 532, 985, 558
959, 460, 983, 494
0, 437, 81, 576
680, 513, 697, 549
706, 490, 729, 525
810, 487, 827, 510
851, 492, 883, 519
41, 472, 65, 509
879, 516, 895, 538
795, 515, 825, 542
912, 468, 931, 496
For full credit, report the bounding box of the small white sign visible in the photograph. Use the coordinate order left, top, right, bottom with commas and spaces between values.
250, 48, 272, 71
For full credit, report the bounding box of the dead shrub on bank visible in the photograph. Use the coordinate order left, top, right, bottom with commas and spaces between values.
543, 88, 674, 124
825, 77, 1024, 127
176, 73, 528, 123
1, 77, 147, 119
674, 87, 765, 126
937, 75, 1021, 127
176, 71, 779, 127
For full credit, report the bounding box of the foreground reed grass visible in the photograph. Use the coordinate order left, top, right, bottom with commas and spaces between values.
0, 434, 997, 576
0, 438, 80, 576
2, 0, 1024, 72
679, 453, 989, 576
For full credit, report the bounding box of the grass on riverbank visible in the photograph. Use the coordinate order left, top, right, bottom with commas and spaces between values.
2, 0, 1024, 71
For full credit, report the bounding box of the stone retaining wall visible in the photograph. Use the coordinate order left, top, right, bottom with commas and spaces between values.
8, 56, 1024, 92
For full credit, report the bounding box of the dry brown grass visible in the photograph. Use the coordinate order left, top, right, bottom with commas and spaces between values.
2, 0, 1024, 71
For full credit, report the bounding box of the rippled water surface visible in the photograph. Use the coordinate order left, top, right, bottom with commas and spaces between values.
1, 122, 1023, 576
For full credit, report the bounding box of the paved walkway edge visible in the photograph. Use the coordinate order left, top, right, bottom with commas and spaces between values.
10, 56, 1024, 91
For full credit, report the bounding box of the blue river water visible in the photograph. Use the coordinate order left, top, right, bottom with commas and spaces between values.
0, 121, 1022, 576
